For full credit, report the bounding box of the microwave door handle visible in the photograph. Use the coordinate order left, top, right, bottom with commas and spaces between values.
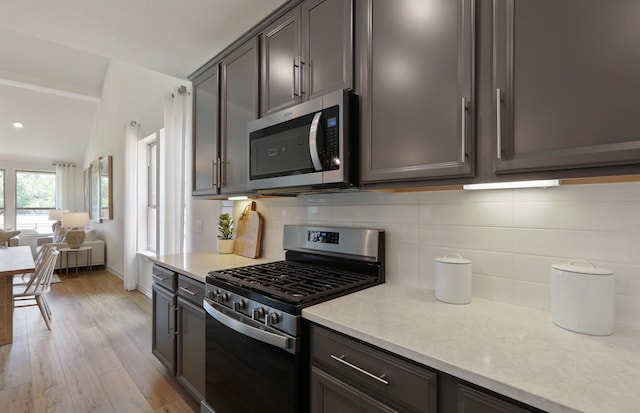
309, 112, 323, 171
203, 298, 292, 351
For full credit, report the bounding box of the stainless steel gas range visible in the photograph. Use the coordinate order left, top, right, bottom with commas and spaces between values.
202, 225, 385, 413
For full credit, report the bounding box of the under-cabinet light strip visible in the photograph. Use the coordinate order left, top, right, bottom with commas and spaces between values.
462, 179, 560, 190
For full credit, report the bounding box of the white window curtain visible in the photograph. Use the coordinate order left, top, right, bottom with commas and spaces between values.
123, 121, 140, 291
55, 163, 76, 210
159, 85, 191, 256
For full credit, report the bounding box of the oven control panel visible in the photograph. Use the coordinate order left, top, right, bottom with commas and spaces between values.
205, 285, 299, 337
308, 230, 339, 244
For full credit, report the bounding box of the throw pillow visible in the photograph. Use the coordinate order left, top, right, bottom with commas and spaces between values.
84, 228, 98, 241
0, 228, 21, 246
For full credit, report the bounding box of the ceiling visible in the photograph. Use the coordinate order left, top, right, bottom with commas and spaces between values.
0, 0, 288, 164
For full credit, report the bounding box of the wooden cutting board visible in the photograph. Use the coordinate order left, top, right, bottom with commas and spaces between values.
234, 201, 263, 258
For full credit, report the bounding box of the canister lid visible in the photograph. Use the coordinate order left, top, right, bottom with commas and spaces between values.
551, 260, 613, 276
435, 253, 471, 265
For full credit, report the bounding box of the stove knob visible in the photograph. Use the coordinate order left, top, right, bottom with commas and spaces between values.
252, 308, 265, 320
265, 313, 279, 327
215, 292, 229, 304
233, 300, 246, 311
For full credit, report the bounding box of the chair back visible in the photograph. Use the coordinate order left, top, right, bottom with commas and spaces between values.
33, 243, 55, 269
21, 248, 59, 296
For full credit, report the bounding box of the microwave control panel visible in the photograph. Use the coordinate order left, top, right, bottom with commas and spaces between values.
323, 105, 340, 170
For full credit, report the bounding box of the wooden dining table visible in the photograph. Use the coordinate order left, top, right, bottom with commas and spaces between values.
0, 246, 36, 345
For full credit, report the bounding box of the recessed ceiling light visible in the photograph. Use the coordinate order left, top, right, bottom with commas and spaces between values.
12, 122, 24, 129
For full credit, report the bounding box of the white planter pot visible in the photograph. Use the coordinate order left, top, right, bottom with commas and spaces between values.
217, 239, 235, 254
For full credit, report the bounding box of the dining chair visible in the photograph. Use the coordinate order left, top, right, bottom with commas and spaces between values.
13, 248, 59, 330
13, 243, 57, 285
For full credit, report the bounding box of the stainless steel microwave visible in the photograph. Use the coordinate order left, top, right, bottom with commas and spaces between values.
247, 89, 357, 192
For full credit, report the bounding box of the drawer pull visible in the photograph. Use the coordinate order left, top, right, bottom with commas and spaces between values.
179, 286, 198, 296
330, 354, 389, 385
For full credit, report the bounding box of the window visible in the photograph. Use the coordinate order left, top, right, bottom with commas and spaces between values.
0, 170, 4, 228
15, 170, 56, 233
147, 141, 158, 252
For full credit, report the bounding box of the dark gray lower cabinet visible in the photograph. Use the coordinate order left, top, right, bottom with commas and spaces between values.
176, 296, 205, 402
311, 324, 543, 413
311, 367, 397, 413
152, 267, 205, 404
311, 325, 437, 413
457, 384, 532, 413
152, 282, 177, 375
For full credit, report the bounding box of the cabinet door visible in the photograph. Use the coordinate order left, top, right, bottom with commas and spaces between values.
301, 0, 353, 100
192, 65, 220, 196
494, 0, 640, 173
311, 367, 397, 413
458, 384, 533, 413
360, 0, 475, 183
152, 284, 176, 375
261, 7, 301, 115
177, 297, 205, 402
220, 38, 259, 194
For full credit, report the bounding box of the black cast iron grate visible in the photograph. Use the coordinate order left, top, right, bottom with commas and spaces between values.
209, 261, 376, 304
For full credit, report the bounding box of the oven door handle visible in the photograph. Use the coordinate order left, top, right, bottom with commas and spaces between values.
203, 298, 292, 351
308, 111, 323, 171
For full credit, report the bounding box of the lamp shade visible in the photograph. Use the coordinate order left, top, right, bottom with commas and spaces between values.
62, 212, 90, 228
48, 209, 69, 221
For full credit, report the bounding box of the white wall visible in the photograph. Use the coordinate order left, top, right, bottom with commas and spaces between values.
188, 182, 640, 330
84, 59, 185, 278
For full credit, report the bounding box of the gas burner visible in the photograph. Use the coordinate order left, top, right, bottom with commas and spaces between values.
209, 261, 378, 305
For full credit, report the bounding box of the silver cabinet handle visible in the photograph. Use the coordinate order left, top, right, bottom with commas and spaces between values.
330, 354, 389, 385
220, 159, 227, 188
216, 157, 222, 189
496, 88, 502, 159
309, 112, 323, 171
179, 286, 198, 296
203, 298, 292, 351
167, 302, 176, 335
461, 97, 467, 163
292, 58, 298, 99
211, 159, 218, 189
152, 274, 169, 283
298, 55, 304, 96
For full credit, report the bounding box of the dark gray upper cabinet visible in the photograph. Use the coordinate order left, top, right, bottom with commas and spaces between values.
301, 0, 353, 101
220, 38, 259, 194
191, 37, 259, 197
261, 0, 353, 115
261, 7, 300, 115
493, 0, 640, 173
359, 0, 476, 183
192, 65, 220, 196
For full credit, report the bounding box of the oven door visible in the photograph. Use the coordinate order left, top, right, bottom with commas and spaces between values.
203, 298, 307, 413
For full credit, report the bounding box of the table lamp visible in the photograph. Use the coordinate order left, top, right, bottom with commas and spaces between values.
62, 212, 90, 249
48, 209, 69, 242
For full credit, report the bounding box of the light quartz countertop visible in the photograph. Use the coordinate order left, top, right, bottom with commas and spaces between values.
149, 252, 277, 283
302, 283, 640, 413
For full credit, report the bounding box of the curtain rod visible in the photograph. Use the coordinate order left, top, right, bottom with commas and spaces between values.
52, 162, 77, 167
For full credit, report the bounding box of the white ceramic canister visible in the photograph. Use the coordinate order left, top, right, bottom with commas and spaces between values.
434, 253, 472, 304
551, 260, 614, 336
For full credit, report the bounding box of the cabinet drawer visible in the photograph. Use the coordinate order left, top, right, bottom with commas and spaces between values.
311, 325, 436, 413
177, 274, 205, 306
153, 264, 177, 291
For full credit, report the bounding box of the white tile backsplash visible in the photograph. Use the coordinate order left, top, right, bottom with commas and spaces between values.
192, 182, 640, 330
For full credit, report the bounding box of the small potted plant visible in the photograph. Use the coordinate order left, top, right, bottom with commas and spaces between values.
217, 213, 235, 254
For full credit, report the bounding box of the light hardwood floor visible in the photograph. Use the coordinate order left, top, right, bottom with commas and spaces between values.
0, 269, 199, 413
